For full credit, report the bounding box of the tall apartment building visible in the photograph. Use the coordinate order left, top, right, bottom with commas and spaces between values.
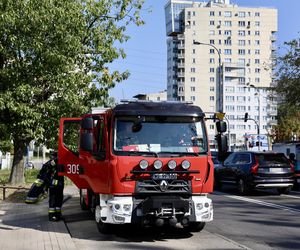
165, 0, 278, 149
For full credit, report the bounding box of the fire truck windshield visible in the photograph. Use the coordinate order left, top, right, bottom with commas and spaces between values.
113, 116, 208, 155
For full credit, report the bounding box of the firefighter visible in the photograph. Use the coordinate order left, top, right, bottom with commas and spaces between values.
48, 152, 64, 221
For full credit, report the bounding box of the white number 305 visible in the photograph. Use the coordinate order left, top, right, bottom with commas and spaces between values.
67, 164, 79, 174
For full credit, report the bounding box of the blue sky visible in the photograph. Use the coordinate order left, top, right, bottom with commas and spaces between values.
109, 0, 300, 102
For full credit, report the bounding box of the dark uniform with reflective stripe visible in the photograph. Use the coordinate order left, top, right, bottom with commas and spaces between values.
25, 152, 64, 221
48, 156, 64, 221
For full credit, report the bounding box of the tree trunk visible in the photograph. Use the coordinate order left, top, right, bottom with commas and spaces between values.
9, 140, 26, 185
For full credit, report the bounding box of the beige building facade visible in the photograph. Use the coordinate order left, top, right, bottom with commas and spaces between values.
165, 0, 278, 150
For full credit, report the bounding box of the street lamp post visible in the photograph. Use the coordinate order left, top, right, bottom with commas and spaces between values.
193, 41, 223, 113
246, 84, 262, 151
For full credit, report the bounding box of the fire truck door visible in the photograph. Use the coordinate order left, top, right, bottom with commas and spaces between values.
58, 118, 89, 188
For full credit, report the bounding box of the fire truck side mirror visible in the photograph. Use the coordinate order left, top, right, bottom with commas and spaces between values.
80, 132, 93, 152
81, 117, 94, 130
216, 121, 227, 133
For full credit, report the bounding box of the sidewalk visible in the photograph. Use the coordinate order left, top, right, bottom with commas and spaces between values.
0, 186, 78, 250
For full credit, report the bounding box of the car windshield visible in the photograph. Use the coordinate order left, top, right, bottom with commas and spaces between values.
257, 153, 289, 165
113, 115, 208, 155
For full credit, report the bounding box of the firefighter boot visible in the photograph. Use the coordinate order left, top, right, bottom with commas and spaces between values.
55, 211, 63, 221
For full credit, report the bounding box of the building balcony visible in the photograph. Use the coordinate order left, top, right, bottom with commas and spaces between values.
178, 44, 185, 50
267, 120, 278, 126
270, 34, 277, 41
224, 71, 246, 78
177, 62, 185, 68
177, 72, 185, 77
223, 62, 246, 68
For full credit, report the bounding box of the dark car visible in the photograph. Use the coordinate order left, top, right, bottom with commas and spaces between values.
214, 151, 294, 195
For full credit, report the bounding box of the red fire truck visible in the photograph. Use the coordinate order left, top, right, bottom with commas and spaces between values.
57, 100, 227, 233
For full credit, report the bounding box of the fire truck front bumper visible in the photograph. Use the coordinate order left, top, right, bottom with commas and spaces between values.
99, 195, 213, 226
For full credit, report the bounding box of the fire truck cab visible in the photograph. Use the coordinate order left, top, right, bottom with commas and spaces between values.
58, 100, 227, 233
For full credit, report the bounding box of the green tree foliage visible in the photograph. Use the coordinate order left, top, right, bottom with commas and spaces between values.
273, 39, 300, 142
0, 0, 144, 184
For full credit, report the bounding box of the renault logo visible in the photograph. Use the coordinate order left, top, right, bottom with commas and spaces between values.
160, 180, 168, 192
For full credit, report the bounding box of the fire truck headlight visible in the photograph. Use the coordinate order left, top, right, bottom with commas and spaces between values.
139, 159, 149, 170
113, 203, 121, 211
123, 204, 131, 212
153, 160, 163, 170
196, 203, 203, 210
181, 160, 191, 170
168, 160, 177, 170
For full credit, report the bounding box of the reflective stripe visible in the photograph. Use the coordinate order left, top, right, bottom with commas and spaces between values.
49, 208, 56, 213
52, 179, 58, 185
34, 179, 44, 187
55, 207, 62, 211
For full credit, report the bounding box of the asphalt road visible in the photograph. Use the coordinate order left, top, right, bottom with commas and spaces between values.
63, 186, 300, 250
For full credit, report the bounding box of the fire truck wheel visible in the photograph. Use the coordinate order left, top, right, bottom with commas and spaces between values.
79, 189, 89, 210
187, 222, 205, 232
96, 219, 113, 234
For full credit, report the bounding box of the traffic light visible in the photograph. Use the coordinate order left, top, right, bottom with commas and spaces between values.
244, 112, 248, 122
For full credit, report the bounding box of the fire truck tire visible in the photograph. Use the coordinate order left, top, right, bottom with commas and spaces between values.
96, 219, 113, 234
187, 222, 205, 232
79, 189, 89, 210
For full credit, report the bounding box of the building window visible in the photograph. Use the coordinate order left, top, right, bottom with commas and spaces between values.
210, 77, 215, 82
238, 11, 246, 17
224, 30, 232, 36
238, 21, 246, 27
191, 77, 196, 82
238, 40, 245, 46
224, 58, 232, 63
210, 86, 215, 91
210, 20, 215, 26
238, 49, 245, 55
255, 12, 260, 17
255, 31, 260, 36
255, 59, 260, 64
210, 49, 215, 54
210, 39, 215, 44
237, 96, 246, 102
255, 77, 260, 83
224, 11, 232, 17
225, 86, 234, 93
191, 68, 195, 73
224, 21, 232, 26
224, 49, 232, 55
191, 86, 195, 92
226, 96, 235, 102
210, 11, 215, 16
255, 49, 260, 55
238, 30, 245, 36
224, 39, 232, 45
210, 58, 215, 63
210, 68, 215, 73
193, 49, 196, 54
225, 105, 235, 112
237, 58, 245, 65
210, 96, 214, 101
255, 40, 260, 45
209, 30, 215, 35
255, 68, 260, 73
237, 106, 246, 111
255, 21, 260, 26
210, 124, 215, 130
191, 96, 195, 101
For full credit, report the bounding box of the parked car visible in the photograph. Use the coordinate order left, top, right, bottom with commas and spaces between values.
214, 151, 294, 195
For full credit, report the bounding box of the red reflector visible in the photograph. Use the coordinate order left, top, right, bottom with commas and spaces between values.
251, 156, 259, 174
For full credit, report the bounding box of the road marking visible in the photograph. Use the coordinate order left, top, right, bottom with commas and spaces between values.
214, 191, 300, 213
281, 194, 300, 199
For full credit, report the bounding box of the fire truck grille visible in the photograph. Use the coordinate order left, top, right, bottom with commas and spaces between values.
135, 179, 191, 194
